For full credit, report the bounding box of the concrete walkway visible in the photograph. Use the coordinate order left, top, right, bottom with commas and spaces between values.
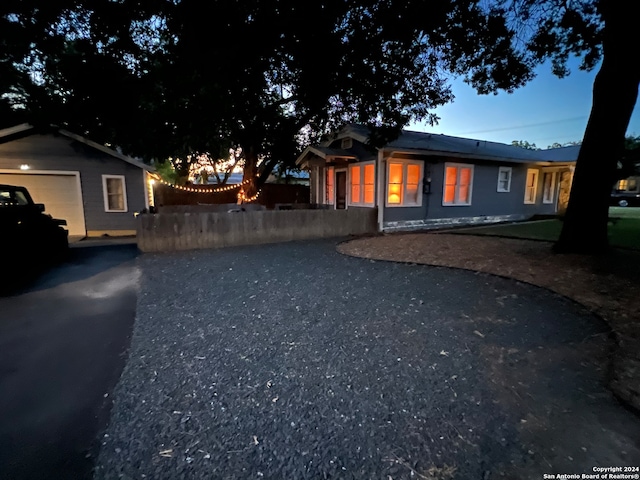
95, 239, 640, 479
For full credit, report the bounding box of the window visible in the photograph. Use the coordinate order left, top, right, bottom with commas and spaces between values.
102, 175, 128, 212
348, 162, 375, 206
386, 160, 423, 207
497, 167, 512, 192
443, 163, 473, 206
524, 169, 539, 204
341, 137, 353, 149
542, 172, 556, 204
617, 178, 638, 192
325, 167, 334, 204
350, 165, 361, 204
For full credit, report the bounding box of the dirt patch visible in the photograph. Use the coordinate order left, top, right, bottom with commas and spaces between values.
338, 232, 640, 412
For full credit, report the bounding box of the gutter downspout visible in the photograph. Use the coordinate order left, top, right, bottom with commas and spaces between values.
377, 149, 385, 232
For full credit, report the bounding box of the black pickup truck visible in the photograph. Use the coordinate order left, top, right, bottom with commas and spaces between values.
0, 184, 69, 267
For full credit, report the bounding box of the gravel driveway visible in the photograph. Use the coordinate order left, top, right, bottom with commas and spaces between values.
96, 239, 640, 479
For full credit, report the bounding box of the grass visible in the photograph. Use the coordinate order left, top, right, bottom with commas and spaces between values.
457, 207, 640, 249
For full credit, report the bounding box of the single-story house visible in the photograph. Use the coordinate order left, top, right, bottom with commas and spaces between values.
0, 123, 154, 237
297, 124, 580, 232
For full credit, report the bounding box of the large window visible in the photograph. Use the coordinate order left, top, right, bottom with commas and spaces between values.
542, 172, 556, 204
524, 169, 539, 204
443, 163, 473, 206
102, 175, 127, 212
325, 166, 334, 204
349, 162, 375, 206
386, 160, 422, 207
497, 166, 512, 192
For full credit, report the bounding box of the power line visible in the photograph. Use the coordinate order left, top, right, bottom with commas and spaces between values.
452, 115, 587, 135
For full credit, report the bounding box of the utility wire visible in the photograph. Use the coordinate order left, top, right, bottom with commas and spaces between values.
452, 115, 587, 135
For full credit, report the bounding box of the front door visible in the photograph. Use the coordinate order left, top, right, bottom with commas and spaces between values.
335, 171, 347, 209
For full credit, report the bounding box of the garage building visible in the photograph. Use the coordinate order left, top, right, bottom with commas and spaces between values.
0, 124, 154, 238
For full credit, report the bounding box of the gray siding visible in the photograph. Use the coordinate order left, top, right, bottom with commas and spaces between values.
0, 133, 147, 231
383, 159, 554, 223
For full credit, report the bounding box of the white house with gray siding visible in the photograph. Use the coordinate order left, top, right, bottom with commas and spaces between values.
0, 124, 154, 238
297, 124, 579, 232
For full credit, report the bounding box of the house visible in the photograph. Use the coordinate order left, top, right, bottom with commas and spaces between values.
0, 124, 154, 238
296, 124, 579, 232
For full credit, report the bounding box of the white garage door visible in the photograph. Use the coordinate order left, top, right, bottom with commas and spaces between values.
0, 172, 86, 236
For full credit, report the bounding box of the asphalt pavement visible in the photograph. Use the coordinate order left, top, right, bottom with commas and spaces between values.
0, 245, 139, 480
94, 239, 640, 479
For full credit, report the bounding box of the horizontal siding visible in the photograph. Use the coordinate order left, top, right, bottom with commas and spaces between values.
383, 159, 561, 223
0, 133, 147, 231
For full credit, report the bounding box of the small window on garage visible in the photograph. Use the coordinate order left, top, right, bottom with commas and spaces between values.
102, 175, 128, 212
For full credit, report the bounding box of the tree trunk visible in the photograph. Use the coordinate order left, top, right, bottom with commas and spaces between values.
240, 145, 260, 203
554, 4, 639, 254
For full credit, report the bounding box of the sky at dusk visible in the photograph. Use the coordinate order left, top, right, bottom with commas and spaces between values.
411, 58, 640, 149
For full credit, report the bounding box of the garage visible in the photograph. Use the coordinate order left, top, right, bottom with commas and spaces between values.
0, 171, 86, 236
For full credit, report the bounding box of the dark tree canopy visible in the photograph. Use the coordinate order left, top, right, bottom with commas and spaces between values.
1, 1, 637, 251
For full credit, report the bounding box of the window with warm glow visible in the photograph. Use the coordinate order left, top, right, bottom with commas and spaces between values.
102, 175, 128, 212
524, 169, 539, 204
542, 172, 556, 204
386, 160, 423, 207
350, 165, 361, 203
442, 163, 473, 206
497, 167, 512, 192
363, 164, 375, 204
348, 162, 375, 206
325, 166, 334, 204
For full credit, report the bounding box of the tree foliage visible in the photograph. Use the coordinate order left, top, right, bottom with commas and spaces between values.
1, 1, 637, 249
1, 0, 544, 194
511, 140, 539, 150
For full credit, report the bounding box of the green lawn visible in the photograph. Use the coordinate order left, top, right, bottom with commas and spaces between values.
457, 207, 640, 249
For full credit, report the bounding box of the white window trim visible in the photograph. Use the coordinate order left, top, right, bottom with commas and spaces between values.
497, 166, 512, 193
524, 169, 539, 204
385, 159, 423, 208
348, 161, 375, 207
442, 162, 474, 206
542, 171, 557, 204
102, 174, 128, 212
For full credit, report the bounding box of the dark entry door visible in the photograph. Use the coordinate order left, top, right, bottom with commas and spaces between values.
335, 171, 346, 209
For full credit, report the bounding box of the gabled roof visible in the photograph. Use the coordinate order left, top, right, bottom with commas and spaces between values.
0, 123, 154, 172
296, 123, 579, 167
337, 124, 577, 164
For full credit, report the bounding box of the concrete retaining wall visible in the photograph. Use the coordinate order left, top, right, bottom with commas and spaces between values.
137, 208, 377, 252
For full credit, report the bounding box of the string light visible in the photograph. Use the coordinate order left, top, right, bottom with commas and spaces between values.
237, 189, 262, 203
152, 175, 252, 193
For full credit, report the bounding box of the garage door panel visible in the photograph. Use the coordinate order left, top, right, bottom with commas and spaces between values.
0, 173, 86, 236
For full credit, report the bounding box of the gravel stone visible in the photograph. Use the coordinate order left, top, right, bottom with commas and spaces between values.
95, 239, 640, 479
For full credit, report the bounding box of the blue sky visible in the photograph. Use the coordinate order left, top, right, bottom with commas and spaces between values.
411, 59, 640, 149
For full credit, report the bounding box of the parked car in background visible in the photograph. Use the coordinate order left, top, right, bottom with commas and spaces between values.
0, 184, 69, 279
610, 191, 640, 207
611, 176, 640, 207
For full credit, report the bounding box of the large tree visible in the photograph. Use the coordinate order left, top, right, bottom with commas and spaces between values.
2, 1, 636, 245
2, 0, 535, 197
